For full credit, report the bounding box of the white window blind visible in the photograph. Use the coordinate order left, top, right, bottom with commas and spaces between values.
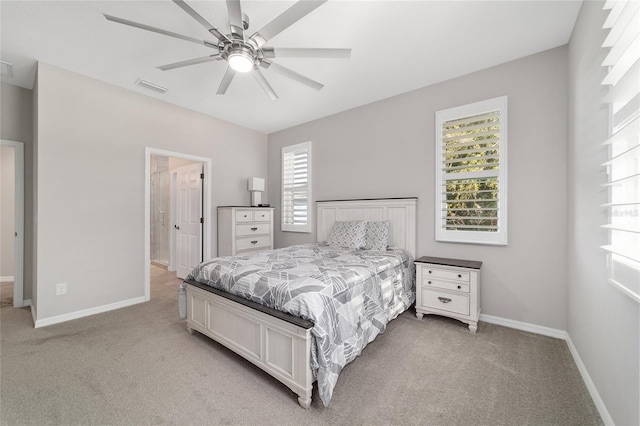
435, 96, 508, 245
282, 141, 312, 233
601, 0, 640, 302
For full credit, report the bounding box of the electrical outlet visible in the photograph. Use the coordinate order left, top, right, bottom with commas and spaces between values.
56, 283, 67, 296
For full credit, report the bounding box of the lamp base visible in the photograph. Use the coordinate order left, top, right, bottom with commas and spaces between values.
250, 192, 262, 207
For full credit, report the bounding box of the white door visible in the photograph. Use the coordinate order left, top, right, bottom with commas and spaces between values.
1, 140, 24, 308
175, 163, 203, 279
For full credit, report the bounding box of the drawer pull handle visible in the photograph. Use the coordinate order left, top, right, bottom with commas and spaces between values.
457, 285, 461, 289
428, 270, 432, 274
428, 281, 432, 284
251, 227, 258, 231
438, 297, 452, 304
458, 274, 462, 278
251, 240, 258, 244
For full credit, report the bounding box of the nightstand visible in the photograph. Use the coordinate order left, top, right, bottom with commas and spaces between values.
415, 256, 482, 333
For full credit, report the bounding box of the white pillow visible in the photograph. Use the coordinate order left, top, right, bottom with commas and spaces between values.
364, 221, 390, 251
327, 221, 367, 250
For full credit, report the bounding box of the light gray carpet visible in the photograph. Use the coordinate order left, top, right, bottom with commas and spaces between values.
0, 282, 13, 309
0, 266, 601, 425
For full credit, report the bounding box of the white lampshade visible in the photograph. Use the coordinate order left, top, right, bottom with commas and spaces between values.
248, 177, 265, 192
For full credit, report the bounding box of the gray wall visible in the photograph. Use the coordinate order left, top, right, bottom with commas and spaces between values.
1, 82, 33, 300
567, 2, 639, 424
34, 62, 267, 321
1, 145, 15, 276
268, 47, 569, 330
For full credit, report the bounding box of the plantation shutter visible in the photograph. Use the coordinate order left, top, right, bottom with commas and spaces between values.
282, 142, 312, 233
435, 97, 508, 245
600, 0, 640, 302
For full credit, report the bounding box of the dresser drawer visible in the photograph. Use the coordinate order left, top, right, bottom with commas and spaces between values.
235, 210, 254, 222
237, 247, 270, 256
421, 288, 469, 316
236, 235, 271, 252
236, 223, 270, 237
421, 277, 469, 293
421, 266, 470, 283
219, 207, 274, 257
235, 210, 271, 223
253, 210, 271, 222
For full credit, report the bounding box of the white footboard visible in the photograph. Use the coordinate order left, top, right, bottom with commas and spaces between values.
185, 284, 314, 408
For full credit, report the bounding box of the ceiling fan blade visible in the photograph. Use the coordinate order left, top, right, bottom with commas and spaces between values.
249, 0, 326, 48
103, 14, 211, 47
252, 68, 278, 100
217, 66, 236, 95
262, 47, 351, 59
172, 0, 229, 42
263, 61, 323, 91
226, 0, 244, 38
157, 54, 222, 71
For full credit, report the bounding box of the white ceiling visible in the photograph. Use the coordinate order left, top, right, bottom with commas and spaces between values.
0, 1, 582, 133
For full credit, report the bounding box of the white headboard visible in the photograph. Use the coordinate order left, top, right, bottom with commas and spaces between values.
316, 198, 417, 257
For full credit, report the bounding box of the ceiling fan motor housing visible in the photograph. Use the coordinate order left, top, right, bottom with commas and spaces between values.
220, 40, 263, 71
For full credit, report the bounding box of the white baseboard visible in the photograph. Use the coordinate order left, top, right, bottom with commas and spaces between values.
565, 335, 614, 425
34, 296, 146, 328
21, 298, 31, 307
479, 313, 611, 425
0, 276, 14, 282
479, 313, 567, 339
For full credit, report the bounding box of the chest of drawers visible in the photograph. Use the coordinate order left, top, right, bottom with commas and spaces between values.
415, 256, 482, 333
217, 207, 274, 256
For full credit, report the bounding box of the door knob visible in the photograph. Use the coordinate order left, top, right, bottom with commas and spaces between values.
174, 225, 180, 230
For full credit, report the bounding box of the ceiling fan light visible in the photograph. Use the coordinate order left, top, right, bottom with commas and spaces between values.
228, 51, 254, 73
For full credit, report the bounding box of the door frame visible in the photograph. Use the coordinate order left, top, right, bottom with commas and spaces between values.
1, 139, 25, 308
168, 170, 177, 272
144, 148, 212, 301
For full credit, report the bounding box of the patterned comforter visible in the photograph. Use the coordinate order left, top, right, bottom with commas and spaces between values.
186, 243, 415, 406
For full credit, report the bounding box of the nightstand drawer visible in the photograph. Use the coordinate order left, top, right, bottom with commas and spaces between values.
421, 289, 469, 316
236, 223, 270, 236
421, 278, 469, 293
421, 266, 470, 283
236, 236, 271, 251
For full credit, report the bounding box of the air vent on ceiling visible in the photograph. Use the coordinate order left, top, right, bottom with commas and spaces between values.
0, 61, 14, 78
135, 78, 168, 94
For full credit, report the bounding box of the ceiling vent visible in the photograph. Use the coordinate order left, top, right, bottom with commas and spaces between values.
0, 61, 14, 78
135, 78, 168, 94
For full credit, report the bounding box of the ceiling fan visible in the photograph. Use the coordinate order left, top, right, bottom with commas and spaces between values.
103, 0, 350, 99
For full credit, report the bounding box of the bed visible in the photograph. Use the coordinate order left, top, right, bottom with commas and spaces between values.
181, 198, 417, 408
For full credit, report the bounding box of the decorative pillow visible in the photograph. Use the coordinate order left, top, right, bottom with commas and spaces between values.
327, 221, 367, 250
364, 221, 390, 251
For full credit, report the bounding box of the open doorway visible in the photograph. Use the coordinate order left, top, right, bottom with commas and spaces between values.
144, 148, 212, 301
0, 140, 24, 309
150, 156, 203, 272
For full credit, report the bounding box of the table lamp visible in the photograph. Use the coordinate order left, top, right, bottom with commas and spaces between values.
248, 177, 265, 207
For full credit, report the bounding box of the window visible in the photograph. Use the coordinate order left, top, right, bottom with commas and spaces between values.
282, 141, 312, 233
600, 1, 640, 302
435, 96, 508, 245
